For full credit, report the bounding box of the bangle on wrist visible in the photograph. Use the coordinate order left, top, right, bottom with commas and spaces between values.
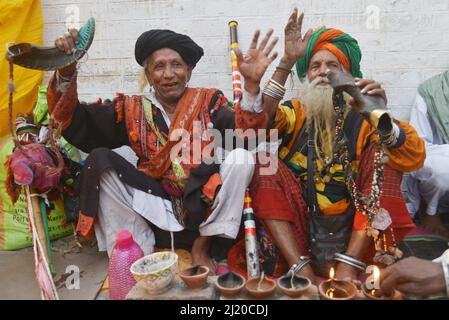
288, 256, 311, 276
275, 66, 292, 75
334, 253, 367, 271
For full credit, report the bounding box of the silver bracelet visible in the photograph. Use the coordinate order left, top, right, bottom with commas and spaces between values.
334, 253, 367, 271
269, 78, 286, 91
287, 256, 311, 276
263, 87, 284, 100
263, 79, 286, 101
442, 261, 449, 298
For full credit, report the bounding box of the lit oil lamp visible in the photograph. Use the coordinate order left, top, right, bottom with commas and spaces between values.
319, 267, 357, 300
362, 266, 394, 300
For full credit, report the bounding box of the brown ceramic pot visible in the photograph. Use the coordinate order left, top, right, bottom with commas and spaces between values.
277, 274, 311, 298
361, 284, 394, 300
318, 279, 358, 300
215, 271, 246, 297
245, 277, 276, 299
179, 265, 209, 290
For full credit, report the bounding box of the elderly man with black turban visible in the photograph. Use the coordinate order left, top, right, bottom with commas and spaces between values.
230, 8, 426, 283
47, 27, 279, 273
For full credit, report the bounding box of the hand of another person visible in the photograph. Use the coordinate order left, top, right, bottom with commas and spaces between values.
380, 257, 446, 297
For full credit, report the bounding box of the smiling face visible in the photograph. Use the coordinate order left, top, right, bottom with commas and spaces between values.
145, 48, 193, 104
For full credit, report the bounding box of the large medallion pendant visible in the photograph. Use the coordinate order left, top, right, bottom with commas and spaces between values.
371, 208, 392, 231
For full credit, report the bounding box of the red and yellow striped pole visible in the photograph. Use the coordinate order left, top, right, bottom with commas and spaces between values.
228, 21, 242, 108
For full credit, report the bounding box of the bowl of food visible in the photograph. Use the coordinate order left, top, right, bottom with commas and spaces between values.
215, 271, 246, 297
130, 251, 178, 295
277, 274, 311, 298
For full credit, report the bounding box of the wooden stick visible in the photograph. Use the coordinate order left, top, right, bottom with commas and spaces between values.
29, 188, 49, 263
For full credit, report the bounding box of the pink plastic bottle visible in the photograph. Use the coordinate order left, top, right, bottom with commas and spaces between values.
108, 230, 144, 300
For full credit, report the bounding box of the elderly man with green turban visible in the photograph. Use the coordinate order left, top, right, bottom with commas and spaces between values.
232, 8, 425, 283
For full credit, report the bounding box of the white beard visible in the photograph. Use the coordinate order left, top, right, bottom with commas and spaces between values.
297, 77, 349, 162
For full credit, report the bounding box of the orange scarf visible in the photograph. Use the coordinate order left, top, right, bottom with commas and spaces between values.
125, 87, 218, 184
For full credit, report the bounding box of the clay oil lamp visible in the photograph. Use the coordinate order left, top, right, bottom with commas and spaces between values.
179, 265, 209, 290
215, 271, 246, 297
245, 272, 276, 299
277, 272, 311, 298
362, 266, 394, 300
319, 267, 357, 300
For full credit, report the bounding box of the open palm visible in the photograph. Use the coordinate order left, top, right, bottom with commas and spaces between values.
283, 8, 313, 67
234, 29, 279, 86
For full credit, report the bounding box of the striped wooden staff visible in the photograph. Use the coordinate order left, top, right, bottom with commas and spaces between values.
228, 21, 242, 108
243, 189, 261, 279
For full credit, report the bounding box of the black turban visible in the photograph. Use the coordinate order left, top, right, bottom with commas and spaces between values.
134, 29, 204, 68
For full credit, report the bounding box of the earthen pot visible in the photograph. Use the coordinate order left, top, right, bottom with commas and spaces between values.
362, 283, 394, 300
179, 265, 209, 290
277, 274, 311, 298
245, 277, 276, 299
215, 271, 246, 297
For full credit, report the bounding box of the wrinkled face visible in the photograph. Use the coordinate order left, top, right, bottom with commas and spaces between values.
145, 48, 193, 104
307, 50, 342, 84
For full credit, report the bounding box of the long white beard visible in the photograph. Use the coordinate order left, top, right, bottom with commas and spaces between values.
297, 77, 342, 163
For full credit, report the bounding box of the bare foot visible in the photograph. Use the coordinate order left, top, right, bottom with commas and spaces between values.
191, 236, 216, 275
419, 212, 449, 239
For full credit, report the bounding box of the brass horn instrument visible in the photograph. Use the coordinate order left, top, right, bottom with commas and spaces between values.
326, 69, 393, 136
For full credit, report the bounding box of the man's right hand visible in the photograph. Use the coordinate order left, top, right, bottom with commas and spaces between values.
281, 8, 313, 69
55, 28, 80, 77
380, 257, 446, 297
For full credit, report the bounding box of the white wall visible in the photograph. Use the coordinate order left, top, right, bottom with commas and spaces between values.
41, 0, 449, 121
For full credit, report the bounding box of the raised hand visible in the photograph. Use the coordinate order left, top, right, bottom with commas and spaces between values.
54, 28, 80, 76
234, 29, 279, 95
282, 8, 313, 68
55, 29, 80, 55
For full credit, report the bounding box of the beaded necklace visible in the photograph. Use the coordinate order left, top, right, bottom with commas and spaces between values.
314, 91, 402, 265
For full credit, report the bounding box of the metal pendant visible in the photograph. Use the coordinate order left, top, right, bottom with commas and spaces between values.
371, 208, 392, 231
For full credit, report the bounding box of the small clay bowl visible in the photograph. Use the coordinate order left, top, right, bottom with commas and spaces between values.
245, 277, 276, 299
215, 271, 246, 297
277, 274, 311, 298
362, 284, 394, 300
179, 265, 209, 290
318, 279, 358, 300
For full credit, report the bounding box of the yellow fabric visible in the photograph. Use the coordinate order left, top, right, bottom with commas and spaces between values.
273, 98, 305, 140
0, 0, 44, 137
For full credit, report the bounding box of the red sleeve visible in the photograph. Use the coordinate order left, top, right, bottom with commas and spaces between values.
46, 72, 78, 130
